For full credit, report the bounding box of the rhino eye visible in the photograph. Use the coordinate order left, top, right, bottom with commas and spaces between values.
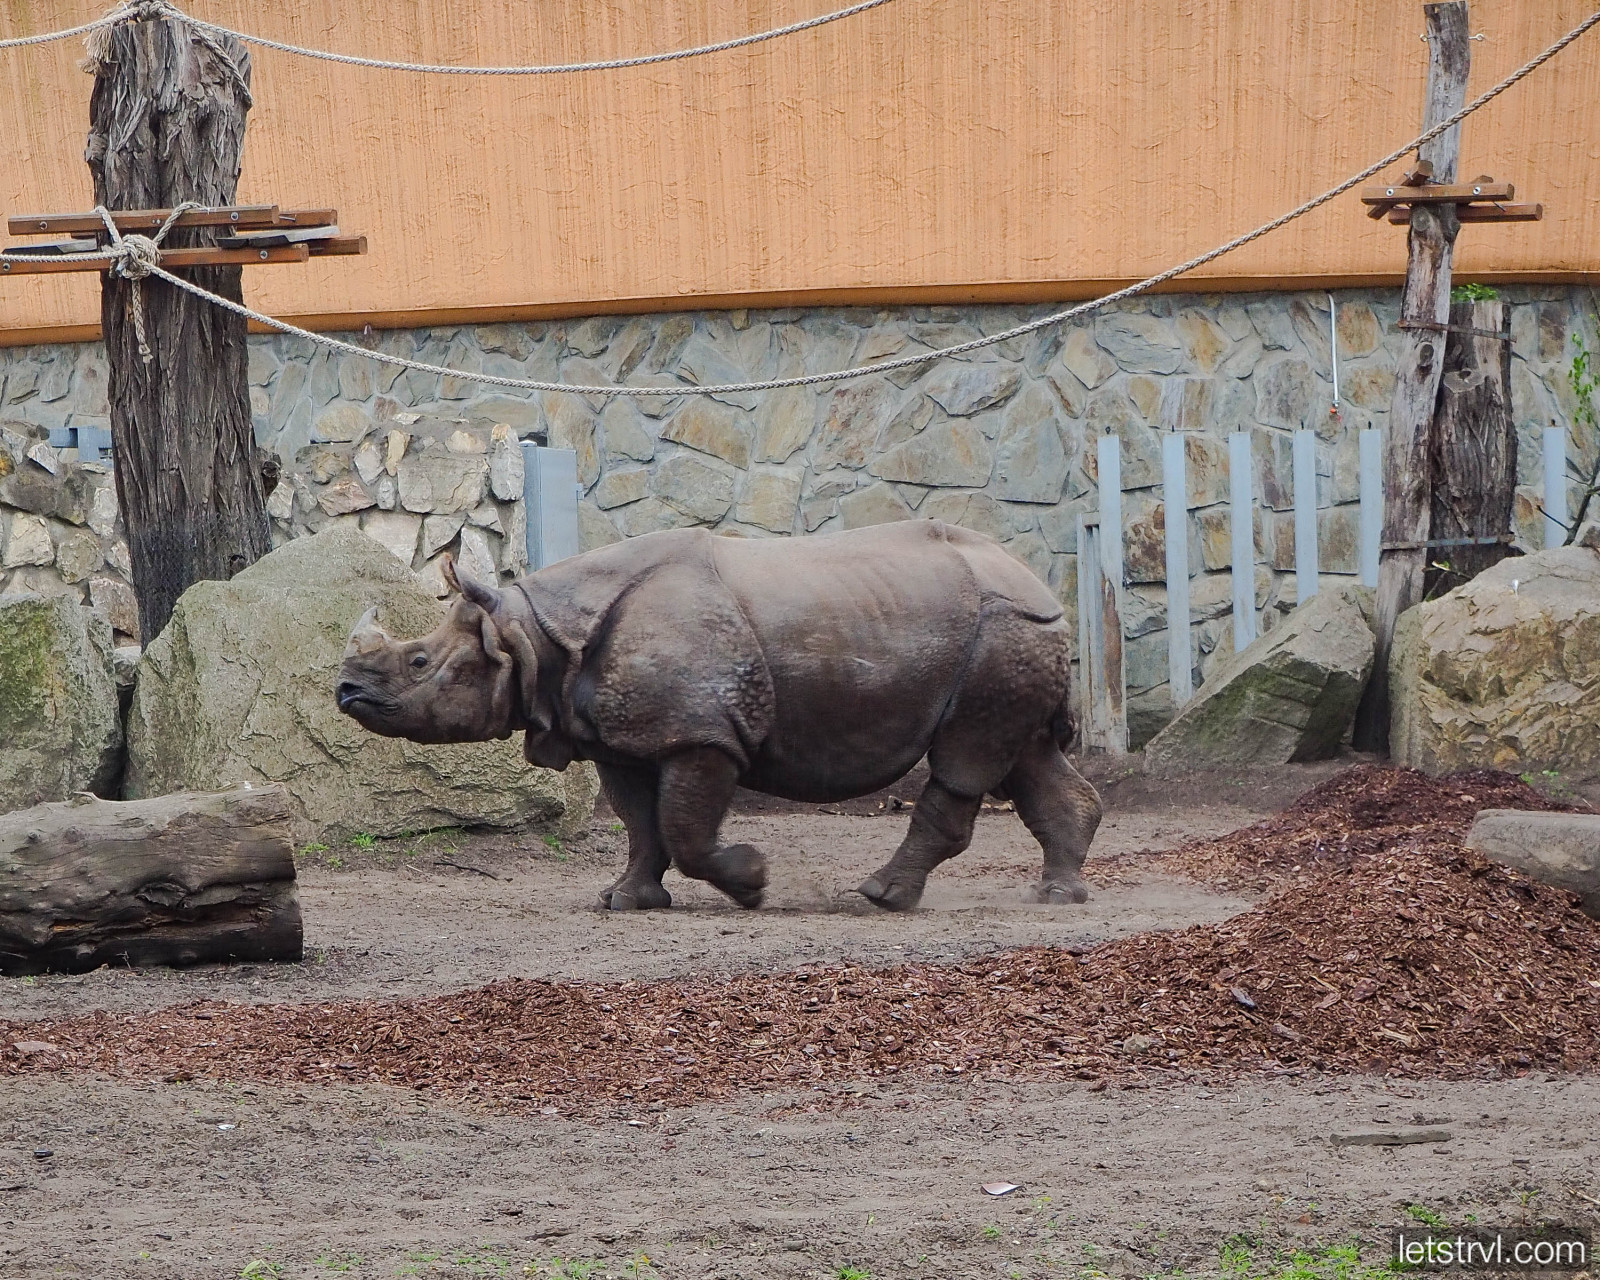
410, 653, 429, 669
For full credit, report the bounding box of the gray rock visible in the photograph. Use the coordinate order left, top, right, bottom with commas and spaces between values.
1059, 328, 1117, 389
922, 362, 1021, 416
661, 400, 753, 468
53, 527, 102, 583
838, 483, 912, 529
1390, 545, 1600, 779
1144, 584, 1375, 775
1094, 313, 1183, 374
124, 527, 595, 840
358, 510, 421, 568
1256, 358, 1315, 429
600, 399, 656, 463
88, 574, 139, 639
421, 513, 467, 558
653, 453, 735, 523
487, 427, 525, 502
456, 525, 499, 583
0, 593, 122, 812
735, 469, 802, 533
993, 387, 1069, 503
869, 421, 992, 488
1465, 810, 1600, 918
593, 467, 651, 511
752, 385, 814, 464
396, 452, 487, 514
613, 495, 698, 537
86, 484, 119, 539
3, 514, 54, 568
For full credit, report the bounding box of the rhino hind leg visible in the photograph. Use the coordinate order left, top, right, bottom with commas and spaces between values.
596, 762, 673, 911
1005, 733, 1102, 905
657, 747, 768, 909
858, 779, 982, 911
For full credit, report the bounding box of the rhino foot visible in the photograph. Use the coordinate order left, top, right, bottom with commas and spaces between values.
709, 843, 767, 910
856, 873, 924, 912
1026, 876, 1089, 905
600, 881, 673, 911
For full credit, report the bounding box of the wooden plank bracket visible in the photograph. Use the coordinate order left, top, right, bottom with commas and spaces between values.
0, 204, 366, 275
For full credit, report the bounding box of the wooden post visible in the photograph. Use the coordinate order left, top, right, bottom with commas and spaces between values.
1544, 426, 1569, 547
1095, 433, 1128, 755
1425, 298, 1516, 593
1353, 0, 1470, 751
1359, 427, 1383, 587
86, 14, 270, 644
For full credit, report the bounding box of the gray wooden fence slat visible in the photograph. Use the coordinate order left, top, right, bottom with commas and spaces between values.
522, 443, 581, 569
1229, 430, 1257, 650
1293, 428, 1320, 600
1076, 513, 1099, 748
1162, 431, 1193, 705
1543, 425, 1568, 548
1096, 434, 1128, 754
1359, 427, 1383, 587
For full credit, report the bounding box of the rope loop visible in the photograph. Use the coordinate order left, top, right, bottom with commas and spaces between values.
109, 233, 161, 279
94, 202, 208, 364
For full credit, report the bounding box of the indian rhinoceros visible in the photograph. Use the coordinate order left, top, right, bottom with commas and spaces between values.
336, 519, 1102, 911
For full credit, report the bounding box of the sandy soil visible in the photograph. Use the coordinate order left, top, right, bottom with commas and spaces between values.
2, 760, 1596, 1279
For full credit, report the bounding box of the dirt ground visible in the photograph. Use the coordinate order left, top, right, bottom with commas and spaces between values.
2, 759, 1597, 1279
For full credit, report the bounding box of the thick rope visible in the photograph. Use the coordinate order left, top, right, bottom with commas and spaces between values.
2, 0, 897, 73
5, 8, 1596, 398
110, 6, 1600, 400
0, 11, 126, 52
94, 202, 205, 364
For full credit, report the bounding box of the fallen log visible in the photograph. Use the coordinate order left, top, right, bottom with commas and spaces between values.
0, 785, 302, 976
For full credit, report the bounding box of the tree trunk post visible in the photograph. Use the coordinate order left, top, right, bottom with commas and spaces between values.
1424, 297, 1516, 595
86, 14, 269, 645
1352, 0, 1470, 752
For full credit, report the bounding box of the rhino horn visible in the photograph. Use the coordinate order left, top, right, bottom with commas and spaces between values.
345, 605, 389, 655
443, 552, 502, 613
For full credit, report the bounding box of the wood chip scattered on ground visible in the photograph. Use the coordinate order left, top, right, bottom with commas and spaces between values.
3, 766, 1596, 1113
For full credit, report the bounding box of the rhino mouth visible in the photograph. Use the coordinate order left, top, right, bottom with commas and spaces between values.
336, 681, 398, 717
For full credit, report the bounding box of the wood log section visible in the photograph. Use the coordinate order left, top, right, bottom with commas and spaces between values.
1425, 299, 1517, 596
0, 786, 302, 977
1352, 0, 1470, 752
86, 14, 271, 644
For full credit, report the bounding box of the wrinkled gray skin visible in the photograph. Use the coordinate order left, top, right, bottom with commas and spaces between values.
337, 520, 1102, 911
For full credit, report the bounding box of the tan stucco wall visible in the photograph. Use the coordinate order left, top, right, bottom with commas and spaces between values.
2, 0, 1597, 340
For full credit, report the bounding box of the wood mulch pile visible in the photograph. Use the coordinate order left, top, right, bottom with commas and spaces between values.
1134, 764, 1578, 891
3, 767, 1597, 1112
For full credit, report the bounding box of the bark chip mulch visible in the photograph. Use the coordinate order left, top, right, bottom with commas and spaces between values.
1137, 763, 1579, 891
3, 766, 1597, 1112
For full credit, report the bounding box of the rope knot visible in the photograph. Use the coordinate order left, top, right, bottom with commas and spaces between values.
110, 233, 161, 280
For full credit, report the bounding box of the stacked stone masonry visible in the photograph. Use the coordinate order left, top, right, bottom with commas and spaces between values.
3, 287, 1594, 742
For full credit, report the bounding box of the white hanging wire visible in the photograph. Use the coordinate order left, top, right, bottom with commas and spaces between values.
2, 0, 897, 72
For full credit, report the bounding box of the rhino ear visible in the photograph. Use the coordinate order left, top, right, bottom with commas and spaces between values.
443, 552, 503, 614
497, 616, 551, 734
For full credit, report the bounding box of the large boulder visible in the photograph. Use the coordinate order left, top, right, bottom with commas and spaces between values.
1466, 809, 1600, 919
1390, 545, 1600, 779
1144, 583, 1375, 775
125, 527, 597, 840
0, 592, 123, 812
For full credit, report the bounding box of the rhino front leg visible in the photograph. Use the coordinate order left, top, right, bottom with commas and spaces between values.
657, 747, 767, 909
596, 762, 673, 911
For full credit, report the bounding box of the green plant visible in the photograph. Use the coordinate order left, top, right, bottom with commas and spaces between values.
315, 1254, 364, 1273
1405, 1203, 1447, 1229
982, 1224, 1003, 1240
300, 842, 330, 857
326, 853, 345, 870
1451, 282, 1499, 302
524, 1261, 602, 1280
349, 832, 377, 850
1565, 328, 1600, 541
837, 1268, 872, 1280
240, 1263, 284, 1280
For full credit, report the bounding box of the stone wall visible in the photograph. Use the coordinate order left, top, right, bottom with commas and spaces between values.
4, 285, 1595, 742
